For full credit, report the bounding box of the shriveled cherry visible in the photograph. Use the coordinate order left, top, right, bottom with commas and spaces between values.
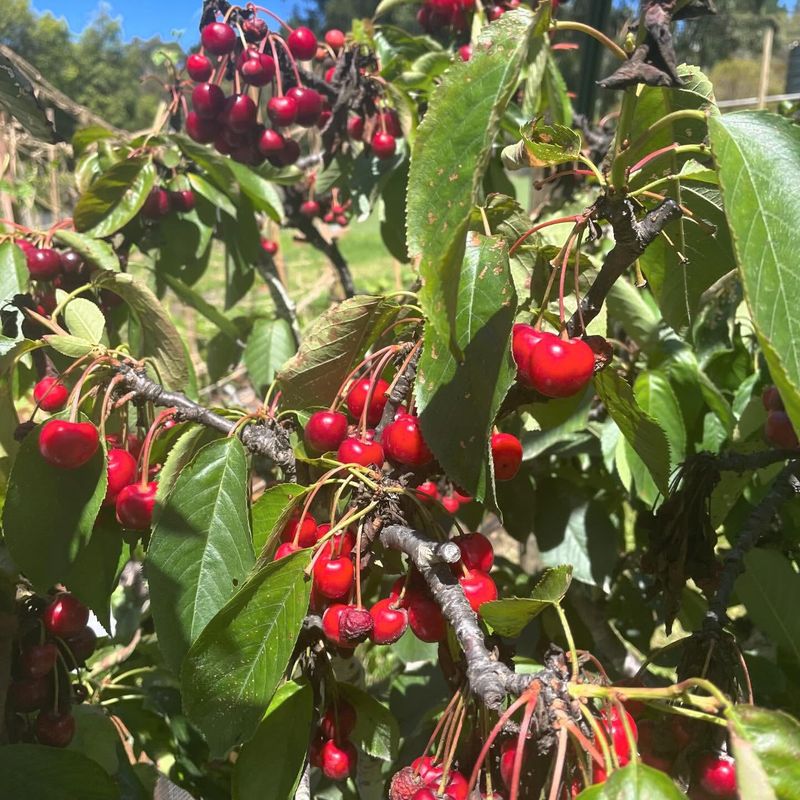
33, 377, 69, 412
346, 377, 390, 424
201, 22, 236, 55
491, 432, 523, 480
39, 419, 99, 469
115, 481, 157, 530
288, 27, 318, 60
43, 593, 89, 638
322, 603, 356, 648
528, 336, 595, 398
186, 53, 212, 82
35, 710, 76, 748
382, 414, 432, 467
313, 555, 355, 599
455, 533, 494, 572
370, 598, 409, 644
458, 569, 497, 611
321, 738, 357, 780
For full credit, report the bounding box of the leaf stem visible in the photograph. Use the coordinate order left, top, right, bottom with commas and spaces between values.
550, 20, 627, 61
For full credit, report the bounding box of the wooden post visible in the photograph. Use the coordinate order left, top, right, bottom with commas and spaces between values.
757, 22, 775, 109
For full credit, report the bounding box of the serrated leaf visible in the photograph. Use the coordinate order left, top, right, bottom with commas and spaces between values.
576, 761, 687, 798
633, 370, 686, 468
338, 683, 400, 761
244, 318, 297, 395
502, 120, 581, 169
407, 7, 542, 345
227, 160, 283, 222
148, 438, 255, 674
52, 230, 120, 272
43, 334, 97, 358
155, 424, 221, 503
64, 297, 106, 345
182, 550, 311, 756
416, 233, 516, 504
276, 295, 399, 409
233, 681, 313, 800
709, 111, 800, 437
252, 483, 309, 557
480, 565, 572, 637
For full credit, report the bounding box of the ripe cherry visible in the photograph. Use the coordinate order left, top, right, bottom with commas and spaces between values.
18, 643, 58, 678
491, 432, 522, 480
223, 94, 258, 133
372, 131, 397, 160
512, 324, 554, 386
601, 706, 638, 765
337, 436, 384, 467
313, 555, 355, 599
765, 410, 799, 448
35, 710, 76, 748
274, 542, 300, 560
238, 50, 276, 86
458, 569, 497, 611
370, 598, 409, 644
407, 595, 446, 642
305, 410, 349, 453
346, 377, 390, 425
321, 738, 357, 780
191, 82, 225, 119
103, 448, 137, 506
325, 29, 346, 50
60, 250, 86, 276
186, 53, 212, 82
267, 95, 298, 127
411, 790, 436, 800
171, 189, 196, 213
415, 481, 440, 503
455, 533, 494, 572
186, 111, 219, 143
347, 115, 365, 140
261, 238, 279, 256
201, 22, 236, 55
33, 377, 69, 412
499, 740, 516, 789
441, 495, 460, 514
412, 755, 444, 784
271, 138, 301, 167
288, 27, 318, 60
8, 677, 50, 712
528, 336, 595, 398
320, 700, 356, 740
115, 481, 157, 530
380, 110, 402, 137
64, 625, 97, 663
288, 86, 323, 126
762, 385, 784, 411
44, 593, 89, 638
301, 200, 321, 217
281, 512, 318, 548
694, 752, 736, 798
26, 247, 62, 280
142, 187, 172, 219
382, 414, 432, 467
322, 603, 356, 648
444, 771, 468, 800
39, 419, 99, 469
258, 128, 286, 156
458, 44, 472, 61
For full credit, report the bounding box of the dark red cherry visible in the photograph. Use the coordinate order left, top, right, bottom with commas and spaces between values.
491, 432, 522, 480
382, 414, 432, 467
347, 115, 364, 140
458, 569, 497, 611
38, 419, 99, 469
288, 27, 318, 60
186, 53, 213, 82
43, 593, 89, 638
528, 336, 595, 398
237, 49, 276, 86
370, 598, 408, 644
171, 189, 196, 213
33, 377, 69, 412
337, 436, 384, 467
455, 533, 494, 572
59, 250, 86, 276
103, 448, 137, 506
141, 187, 172, 219
186, 111, 219, 143
488, 4, 505, 20
18, 643, 58, 678
201, 22, 236, 55
288, 86, 323, 126
371, 131, 396, 160
192, 82, 225, 119
321, 603, 356, 648
26, 248, 62, 280
280, 512, 318, 547
242, 16, 268, 41
313, 555, 355, 599
269, 138, 300, 167
762, 385, 784, 411
8, 677, 51, 712
267, 95, 298, 127
694, 752, 736, 798
765, 410, 799, 449
258, 127, 286, 155
321, 738, 357, 781
305, 410, 348, 453
407, 595, 446, 642
35, 710, 76, 748
380, 110, 402, 137
223, 94, 258, 133
63, 625, 97, 663
115, 481, 157, 530
320, 700, 356, 740
324, 29, 346, 50
300, 200, 321, 218
261, 238, 279, 256
346, 377, 389, 425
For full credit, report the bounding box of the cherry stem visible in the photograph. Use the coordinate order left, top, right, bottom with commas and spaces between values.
509, 692, 537, 800
557, 231, 579, 329
549, 20, 627, 61
267, 35, 284, 95
420, 687, 463, 768
294, 465, 347, 546
546, 724, 569, 800
248, 4, 292, 32
354, 521, 364, 607
438, 694, 466, 793
579, 705, 615, 771
573, 227, 586, 335
68, 357, 111, 422
358, 349, 395, 436
508, 215, 582, 258
137, 408, 177, 487
331, 345, 397, 412
270, 33, 302, 87
99, 374, 126, 439
565, 714, 605, 769
211, 53, 230, 87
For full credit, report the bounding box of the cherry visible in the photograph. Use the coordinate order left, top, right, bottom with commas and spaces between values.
313, 555, 355, 599
346, 377, 390, 425
16, 239, 34, 257
288, 86, 323, 126
18, 643, 58, 678
694, 752, 736, 798
301, 200, 321, 217
39, 419, 99, 469
63, 625, 97, 663
171, 189, 196, 213
33, 377, 69, 412
407, 595, 446, 642
458, 44, 472, 61
491, 432, 522, 480
237, 50, 275, 86
267, 95, 298, 127
35, 710, 75, 748
316, 523, 356, 557
762, 385, 784, 411
59, 250, 86, 276
321, 738, 357, 780
601, 706, 638, 765
288, 27, 318, 60
186, 111, 219, 143
325, 29, 346, 50
412, 755, 444, 784
382, 414, 433, 467
44, 593, 89, 638
765, 410, 799, 448
242, 16, 268, 41
186, 53, 212, 82
115, 481, 157, 530
511, 324, 554, 386
105, 432, 142, 459
142, 187, 172, 219
458, 569, 497, 611
320, 700, 356, 740
415, 481, 440, 503
372, 131, 397, 160
201, 22, 236, 55
444, 771, 468, 800
223, 94, 258, 133
380, 110, 402, 137
335, 214, 348, 225
26, 247, 62, 280
322, 604, 356, 648
8, 677, 50, 711
370, 598, 409, 644
499, 739, 516, 789
305, 409, 349, 453
274, 542, 300, 560
347, 115, 365, 140
488, 4, 505, 20
102, 448, 137, 506
258, 127, 286, 156
337, 435, 384, 467
270, 138, 301, 167
281, 512, 318, 547
441, 495, 460, 514
261, 238, 279, 256
191, 82, 225, 119
455, 533, 494, 572
411, 791, 436, 800
528, 336, 595, 398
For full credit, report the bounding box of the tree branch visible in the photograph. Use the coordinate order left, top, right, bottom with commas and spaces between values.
375, 348, 420, 435
255, 258, 301, 348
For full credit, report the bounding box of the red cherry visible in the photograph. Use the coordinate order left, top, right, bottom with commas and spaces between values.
499, 739, 516, 789
322, 603, 356, 648
325, 66, 337, 82
313, 556, 355, 599
325, 29, 346, 50
288, 86, 323, 126
528, 336, 595, 398
59, 250, 86, 276
695, 752, 736, 798
191, 82, 225, 119
201, 22, 236, 55
35, 710, 76, 748
269, 138, 301, 167
261, 238, 279, 256
411, 791, 436, 800
592, 762, 608, 784
321, 738, 357, 780
63, 625, 97, 663
382, 414, 432, 467
305, 410, 348, 453
274, 542, 300, 560
142, 187, 172, 219
407, 595, 446, 642
288, 27, 318, 60
267, 95, 298, 127
444, 771, 468, 800
316, 523, 356, 557
601, 706, 638, 765
43, 593, 89, 638
512, 324, 554, 386
320, 700, 356, 740
115, 481, 157, 530
380, 110, 402, 137
458, 569, 497, 611
346, 377, 389, 425
491, 432, 522, 481
26, 247, 62, 280
16, 239, 34, 257
18, 643, 58, 678
223, 94, 258, 133
33, 377, 69, 412
186, 111, 219, 143
488, 4, 505, 19
186, 53, 212, 82
765, 410, 799, 449
762, 385, 784, 411
455, 533, 494, 572
347, 115, 364, 140
458, 44, 472, 61
337, 436, 384, 467
38, 419, 99, 469
280, 512, 318, 547
237, 49, 276, 86
242, 16, 268, 41
105, 432, 142, 459
412, 755, 444, 784
103, 448, 137, 506
258, 128, 286, 156
300, 200, 321, 218
441, 495, 460, 514
7, 677, 51, 712
171, 189, 196, 213
372, 131, 396, 160
370, 598, 409, 644
415, 481, 440, 503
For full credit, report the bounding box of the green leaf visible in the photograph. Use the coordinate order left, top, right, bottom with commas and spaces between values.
728, 704, 800, 800
502, 119, 581, 169
709, 111, 800, 436
227, 160, 284, 222
233, 681, 313, 800
161, 273, 240, 340
338, 683, 400, 761
251, 483, 309, 557
576, 761, 688, 798
541, 49, 572, 126
0, 240, 28, 306
0, 50, 57, 140
0, 744, 120, 800
74, 157, 156, 237
155, 424, 221, 503
521, 35, 549, 119
148, 438, 255, 674
416, 232, 517, 504
52, 230, 120, 272
182, 550, 312, 756
64, 297, 106, 345
244, 318, 297, 396
633, 370, 686, 468
276, 295, 399, 409
480, 565, 572, 637
407, 7, 542, 344
594, 370, 671, 496
735, 549, 800, 665
43, 334, 97, 358
187, 172, 236, 218
3, 415, 106, 590
72, 126, 117, 157
68, 705, 120, 775
92, 271, 188, 390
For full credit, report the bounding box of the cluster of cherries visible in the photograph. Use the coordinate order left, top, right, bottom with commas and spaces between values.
140, 185, 197, 220
392, 755, 470, 799
299, 191, 355, 226
6, 593, 96, 748
762, 385, 799, 450
309, 700, 358, 782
